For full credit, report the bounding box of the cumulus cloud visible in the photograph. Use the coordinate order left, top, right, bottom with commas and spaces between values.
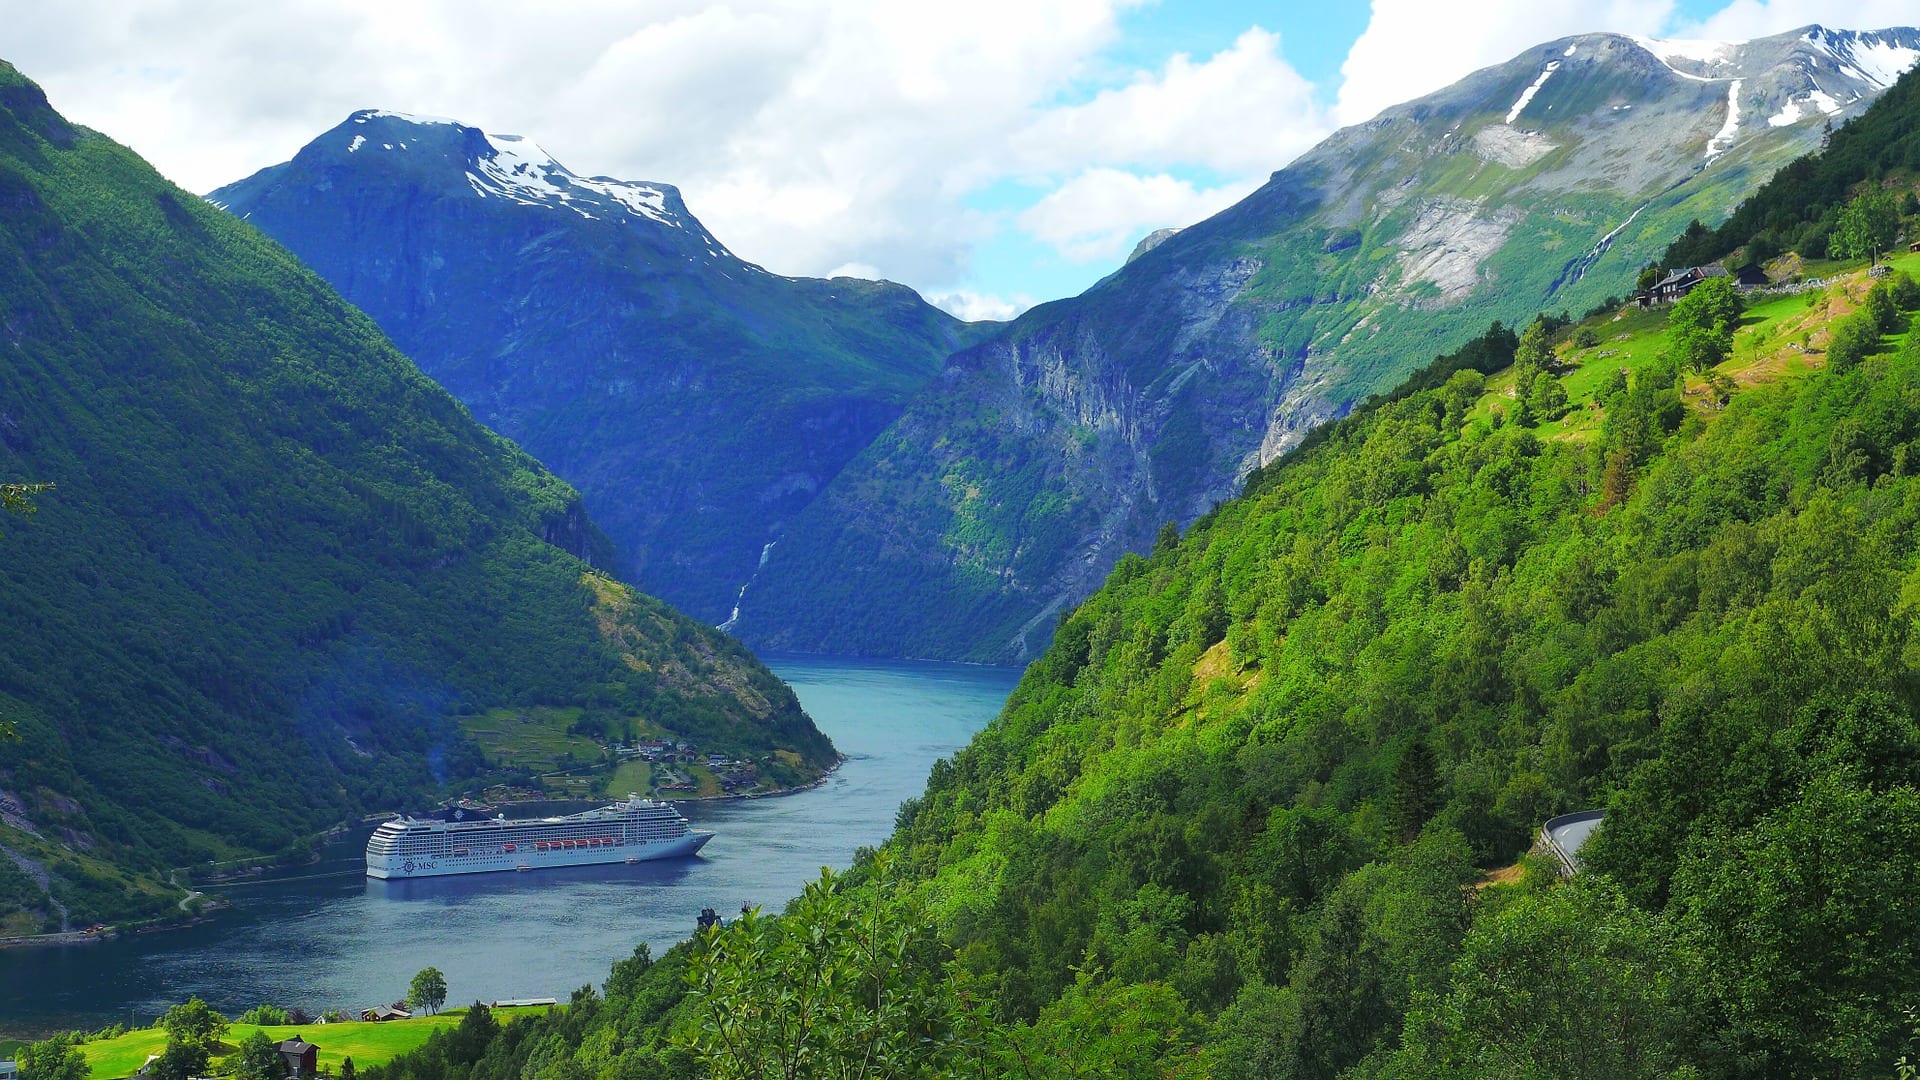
1011, 27, 1328, 174
1681, 0, 1920, 38
0, 0, 1331, 309
1017, 168, 1261, 264
928, 291, 1036, 323
11, 0, 1901, 314
0, 0, 1128, 291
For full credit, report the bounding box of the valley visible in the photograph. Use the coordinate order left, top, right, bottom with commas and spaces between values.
6, 11, 1920, 1078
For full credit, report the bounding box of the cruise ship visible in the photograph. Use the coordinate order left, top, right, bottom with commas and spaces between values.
365, 796, 712, 878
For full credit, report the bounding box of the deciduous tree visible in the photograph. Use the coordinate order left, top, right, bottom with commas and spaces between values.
18, 1033, 89, 1080
160, 998, 229, 1051
1832, 188, 1901, 264
1667, 274, 1743, 373
408, 967, 448, 1015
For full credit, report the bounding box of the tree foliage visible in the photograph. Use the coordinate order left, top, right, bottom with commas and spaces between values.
1831, 188, 1903, 264
0, 60, 835, 922
18, 1032, 89, 1080
232, 1030, 288, 1080
408, 967, 449, 1015
681, 856, 998, 1079
1667, 275, 1744, 373
159, 998, 229, 1051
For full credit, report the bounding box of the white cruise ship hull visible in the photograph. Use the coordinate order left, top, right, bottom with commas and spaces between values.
367, 830, 712, 879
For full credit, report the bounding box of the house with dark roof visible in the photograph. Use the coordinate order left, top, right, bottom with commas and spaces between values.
277, 1038, 319, 1078
1650, 265, 1730, 303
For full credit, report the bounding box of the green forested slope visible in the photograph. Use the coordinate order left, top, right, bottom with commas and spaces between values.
355, 250, 1920, 1077
0, 63, 832, 930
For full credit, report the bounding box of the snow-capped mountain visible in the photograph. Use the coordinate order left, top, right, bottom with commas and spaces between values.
732, 24, 1920, 663
210, 111, 995, 624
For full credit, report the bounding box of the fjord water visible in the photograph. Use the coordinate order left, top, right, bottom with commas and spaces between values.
0, 656, 1018, 1035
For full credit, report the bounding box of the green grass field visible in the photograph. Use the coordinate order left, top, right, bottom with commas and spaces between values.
461, 707, 602, 772
604, 760, 653, 796
79, 1008, 552, 1078
1470, 250, 1920, 444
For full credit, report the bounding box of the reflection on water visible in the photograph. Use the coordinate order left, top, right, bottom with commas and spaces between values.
0, 655, 1018, 1035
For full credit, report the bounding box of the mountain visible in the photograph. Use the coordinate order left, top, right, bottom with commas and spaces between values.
733, 24, 1920, 664
359, 221, 1920, 1076
0, 63, 833, 931
208, 113, 994, 625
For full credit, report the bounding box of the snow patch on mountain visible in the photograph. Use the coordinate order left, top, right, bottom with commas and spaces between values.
1707, 79, 1743, 159
1506, 61, 1560, 124
455, 130, 688, 232
1631, 36, 1742, 66
348, 134, 365, 153
1628, 36, 1739, 82
355, 109, 459, 126
1803, 28, 1920, 89
1768, 84, 1845, 127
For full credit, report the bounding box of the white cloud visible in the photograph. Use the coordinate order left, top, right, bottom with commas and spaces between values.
824, 262, 883, 280
15, 1, 1902, 308
1333, 0, 1677, 126
1017, 168, 1260, 264
1681, 0, 1920, 38
928, 290, 1036, 323
1011, 27, 1328, 174
0, 0, 1325, 304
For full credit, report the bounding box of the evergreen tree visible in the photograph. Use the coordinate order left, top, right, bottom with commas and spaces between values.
1390, 737, 1444, 841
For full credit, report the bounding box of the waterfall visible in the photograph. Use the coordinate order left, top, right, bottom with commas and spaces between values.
717, 541, 776, 633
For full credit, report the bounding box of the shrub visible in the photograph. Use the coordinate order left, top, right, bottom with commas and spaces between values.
1827, 312, 1879, 372
1891, 271, 1920, 312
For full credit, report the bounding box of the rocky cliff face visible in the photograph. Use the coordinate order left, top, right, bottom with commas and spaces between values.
736, 25, 1920, 663
209, 114, 994, 623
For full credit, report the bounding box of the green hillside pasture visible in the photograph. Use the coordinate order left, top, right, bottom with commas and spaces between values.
81, 1008, 551, 1078
1476, 250, 1920, 443
460, 708, 601, 773
603, 760, 653, 797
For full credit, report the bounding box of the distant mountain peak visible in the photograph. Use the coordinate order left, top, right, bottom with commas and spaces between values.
1799, 25, 1920, 89
269, 108, 728, 251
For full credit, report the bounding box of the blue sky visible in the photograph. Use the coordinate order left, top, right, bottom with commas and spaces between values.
951, 0, 1800, 317
4, 0, 1914, 320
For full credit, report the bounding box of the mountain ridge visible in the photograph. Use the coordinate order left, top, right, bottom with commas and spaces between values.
209, 113, 998, 625
0, 62, 833, 930
733, 23, 1920, 664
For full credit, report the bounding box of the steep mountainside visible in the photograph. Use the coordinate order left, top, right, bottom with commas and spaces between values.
209, 114, 993, 623
737, 24, 1920, 663
358, 233, 1920, 1079
0, 64, 832, 931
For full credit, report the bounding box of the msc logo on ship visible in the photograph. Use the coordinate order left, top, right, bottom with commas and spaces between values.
401, 859, 418, 874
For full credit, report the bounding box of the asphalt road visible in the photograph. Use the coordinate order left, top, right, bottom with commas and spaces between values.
1543, 811, 1605, 873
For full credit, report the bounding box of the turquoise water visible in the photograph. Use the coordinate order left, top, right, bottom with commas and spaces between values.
0, 655, 1018, 1035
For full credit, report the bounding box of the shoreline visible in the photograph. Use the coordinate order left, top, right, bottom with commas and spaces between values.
0, 757, 846, 951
